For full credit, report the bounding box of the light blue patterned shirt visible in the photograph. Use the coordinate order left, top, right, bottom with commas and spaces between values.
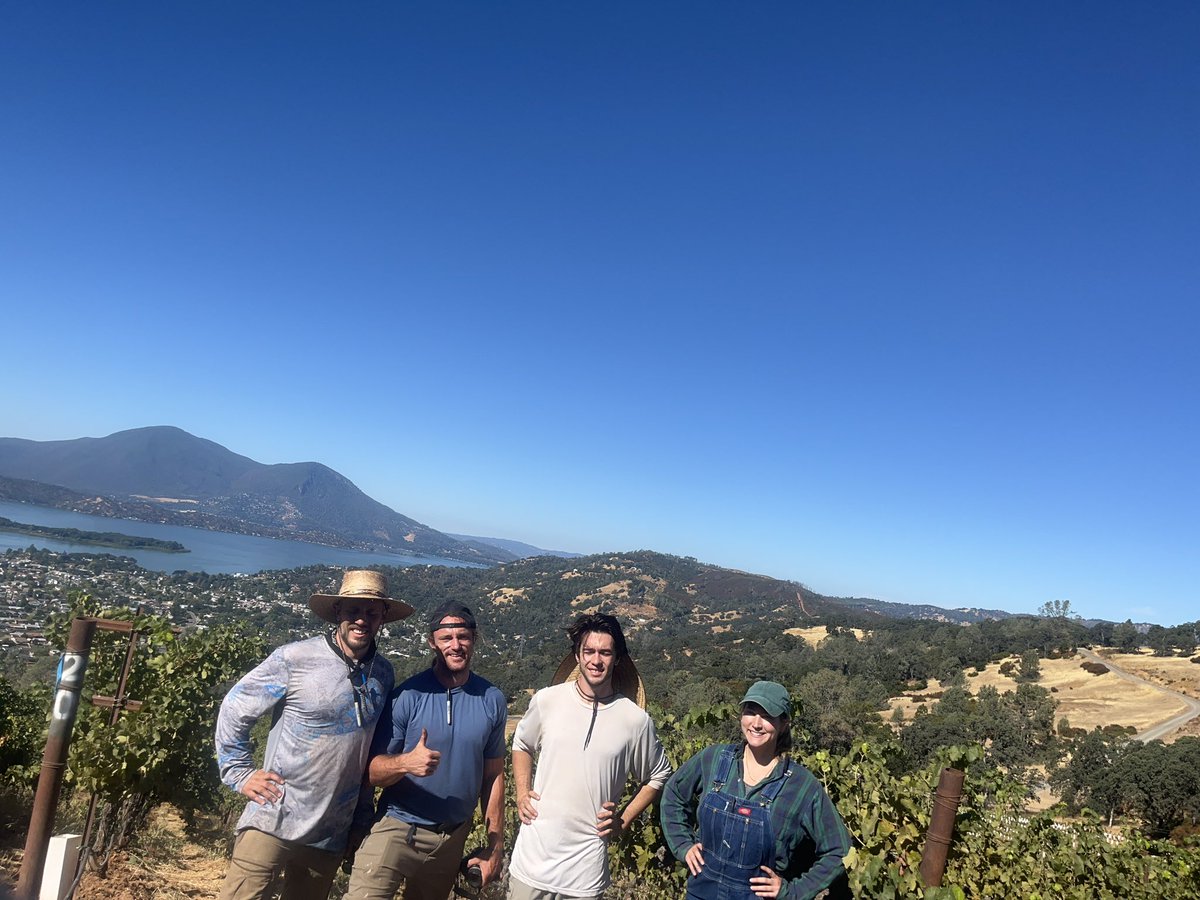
215, 634, 395, 851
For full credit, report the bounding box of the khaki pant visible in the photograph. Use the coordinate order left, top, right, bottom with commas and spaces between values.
219, 828, 341, 900
506, 875, 602, 900
344, 815, 472, 900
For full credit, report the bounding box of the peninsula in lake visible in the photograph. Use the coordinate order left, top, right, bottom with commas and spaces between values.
0, 516, 189, 554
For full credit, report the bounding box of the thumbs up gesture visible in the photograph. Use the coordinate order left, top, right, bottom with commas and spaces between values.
403, 728, 441, 777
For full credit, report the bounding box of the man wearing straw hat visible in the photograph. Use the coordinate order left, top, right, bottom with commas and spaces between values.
345, 600, 507, 900
508, 612, 672, 900
215, 570, 412, 900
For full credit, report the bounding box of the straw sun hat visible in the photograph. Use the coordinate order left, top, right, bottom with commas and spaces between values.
309, 569, 414, 625
551, 650, 647, 709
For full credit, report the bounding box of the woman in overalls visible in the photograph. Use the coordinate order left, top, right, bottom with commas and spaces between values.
660, 682, 850, 899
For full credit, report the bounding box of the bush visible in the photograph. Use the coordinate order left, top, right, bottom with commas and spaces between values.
0, 783, 33, 841
0, 675, 47, 790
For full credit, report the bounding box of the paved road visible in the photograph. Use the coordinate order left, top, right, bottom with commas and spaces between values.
1077, 647, 1200, 742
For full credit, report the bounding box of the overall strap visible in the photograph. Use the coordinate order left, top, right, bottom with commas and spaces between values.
758, 757, 793, 806
711, 745, 738, 791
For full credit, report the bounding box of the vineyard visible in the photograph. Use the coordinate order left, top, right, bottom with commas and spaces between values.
613, 711, 1200, 899
2, 593, 1200, 898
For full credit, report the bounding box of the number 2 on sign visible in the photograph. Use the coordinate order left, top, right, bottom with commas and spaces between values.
57, 652, 85, 688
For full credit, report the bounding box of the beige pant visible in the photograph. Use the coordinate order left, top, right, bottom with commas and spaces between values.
506, 875, 603, 900
219, 828, 342, 900
344, 815, 472, 900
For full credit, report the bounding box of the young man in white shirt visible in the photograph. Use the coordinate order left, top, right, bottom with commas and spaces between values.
509, 613, 672, 900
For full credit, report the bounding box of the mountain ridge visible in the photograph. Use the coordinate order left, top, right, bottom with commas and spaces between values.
0, 427, 1065, 627
0, 427, 512, 564
446, 533, 582, 560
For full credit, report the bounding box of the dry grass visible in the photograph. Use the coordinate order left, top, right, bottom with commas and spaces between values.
0, 806, 234, 900
783, 625, 868, 647
1170, 718, 1200, 741
886, 651, 1192, 731
1097, 649, 1200, 697
571, 579, 633, 606
0, 847, 18, 898
1095, 649, 1200, 743
1025, 764, 1057, 812
611, 602, 657, 620
691, 609, 743, 623
489, 587, 528, 605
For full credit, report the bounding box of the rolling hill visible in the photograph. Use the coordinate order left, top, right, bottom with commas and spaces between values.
447, 533, 582, 560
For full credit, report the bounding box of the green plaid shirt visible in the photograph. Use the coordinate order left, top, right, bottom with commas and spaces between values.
660, 744, 850, 900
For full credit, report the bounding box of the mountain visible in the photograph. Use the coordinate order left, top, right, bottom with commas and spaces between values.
0, 426, 258, 498
831, 595, 1015, 624
0, 427, 513, 564
447, 534, 582, 560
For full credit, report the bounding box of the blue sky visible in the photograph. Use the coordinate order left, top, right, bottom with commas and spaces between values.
3, 3, 1197, 625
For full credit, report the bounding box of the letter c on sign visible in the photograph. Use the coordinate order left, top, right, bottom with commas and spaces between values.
52, 689, 78, 721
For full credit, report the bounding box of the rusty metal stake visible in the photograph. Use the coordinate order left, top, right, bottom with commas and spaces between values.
16, 617, 98, 900
920, 766, 965, 888
72, 614, 145, 895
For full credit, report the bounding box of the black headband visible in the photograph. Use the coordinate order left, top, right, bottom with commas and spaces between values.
427, 601, 478, 633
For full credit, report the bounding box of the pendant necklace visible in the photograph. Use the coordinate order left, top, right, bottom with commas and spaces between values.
575, 678, 614, 750
327, 632, 377, 728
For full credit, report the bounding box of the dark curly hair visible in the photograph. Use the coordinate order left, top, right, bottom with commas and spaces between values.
567, 613, 628, 659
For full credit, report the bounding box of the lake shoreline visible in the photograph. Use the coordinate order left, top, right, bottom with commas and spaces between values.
0, 501, 483, 575
0, 516, 190, 553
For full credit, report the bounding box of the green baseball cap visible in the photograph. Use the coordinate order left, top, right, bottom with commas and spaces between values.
740, 681, 792, 718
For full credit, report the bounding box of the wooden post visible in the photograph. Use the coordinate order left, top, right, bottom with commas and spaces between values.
920, 766, 965, 888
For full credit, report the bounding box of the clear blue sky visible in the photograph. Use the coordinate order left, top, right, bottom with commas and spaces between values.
3, 3, 1197, 625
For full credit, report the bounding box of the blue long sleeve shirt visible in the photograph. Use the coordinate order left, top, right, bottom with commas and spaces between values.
215, 635, 394, 851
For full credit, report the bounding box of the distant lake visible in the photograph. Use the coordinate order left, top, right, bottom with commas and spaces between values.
0, 501, 481, 574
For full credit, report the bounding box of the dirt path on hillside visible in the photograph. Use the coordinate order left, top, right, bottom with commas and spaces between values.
1078, 648, 1200, 742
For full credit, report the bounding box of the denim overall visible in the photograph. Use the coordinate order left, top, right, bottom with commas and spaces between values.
685, 747, 791, 900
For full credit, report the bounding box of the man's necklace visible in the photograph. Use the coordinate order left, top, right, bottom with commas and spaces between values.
327, 631, 377, 728
575, 678, 614, 749
574, 678, 615, 703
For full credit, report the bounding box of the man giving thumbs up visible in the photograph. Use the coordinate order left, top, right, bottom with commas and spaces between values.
346, 602, 507, 900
